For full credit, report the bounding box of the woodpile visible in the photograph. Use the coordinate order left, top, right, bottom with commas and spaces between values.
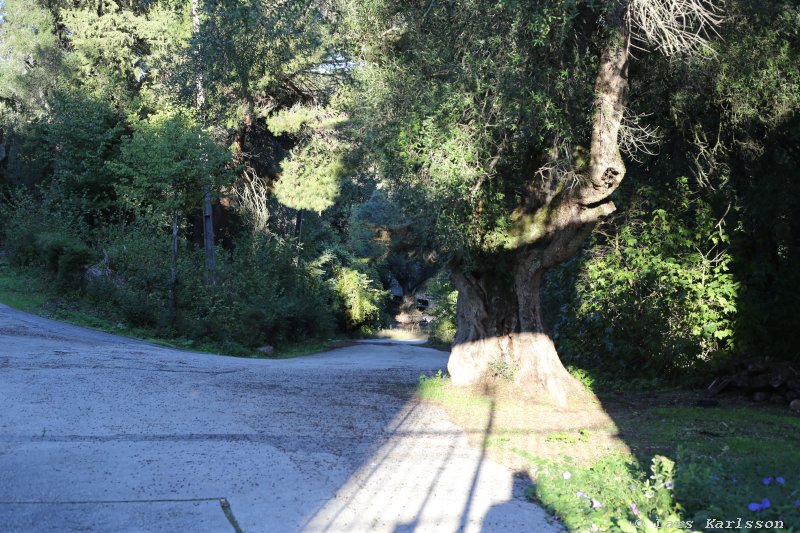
707, 357, 800, 408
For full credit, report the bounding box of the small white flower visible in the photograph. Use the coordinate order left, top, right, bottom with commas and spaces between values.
563, 471, 572, 480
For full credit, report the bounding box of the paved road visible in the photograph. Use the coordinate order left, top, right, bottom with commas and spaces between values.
0, 303, 561, 532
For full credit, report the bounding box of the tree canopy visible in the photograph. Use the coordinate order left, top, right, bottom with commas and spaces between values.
0, 0, 798, 402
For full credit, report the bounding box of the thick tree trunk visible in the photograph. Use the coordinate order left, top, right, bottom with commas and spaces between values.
448, 252, 586, 406
399, 282, 417, 315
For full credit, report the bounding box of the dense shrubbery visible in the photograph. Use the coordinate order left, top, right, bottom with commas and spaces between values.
0, 186, 364, 351
2, 188, 94, 289
544, 177, 738, 382
329, 265, 387, 333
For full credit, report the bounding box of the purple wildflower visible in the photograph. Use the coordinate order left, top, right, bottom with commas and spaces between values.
794, 500, 800, 507
776, 476, 785, 485
590, 499, 603, 509
763, 476, 773, 485
576, 491, 589, 499
748, 502, 763, 512
664, 481, 673, 489
761, 498, 771, 509
630, 502, 640, 516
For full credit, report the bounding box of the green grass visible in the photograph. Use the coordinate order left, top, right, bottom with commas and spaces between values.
0, 258, 52, 312
0, 258, 342, 360
416, 373, 800, 532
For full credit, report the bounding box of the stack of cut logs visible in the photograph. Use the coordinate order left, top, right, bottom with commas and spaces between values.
707, 357, 800, 412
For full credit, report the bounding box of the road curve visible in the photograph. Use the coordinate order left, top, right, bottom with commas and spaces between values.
0, 303, 561, 533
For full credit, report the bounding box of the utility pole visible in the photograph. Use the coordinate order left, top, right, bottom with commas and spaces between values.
192, 0, 216, 288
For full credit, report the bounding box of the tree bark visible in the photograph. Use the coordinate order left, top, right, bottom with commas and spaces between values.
294, 208, 304, 240
448, 249, 588, 405
447, 2, 630, 405
399, 288, 416, 316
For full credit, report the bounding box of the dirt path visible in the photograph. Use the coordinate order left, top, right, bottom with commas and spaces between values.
0, 303, 561, 532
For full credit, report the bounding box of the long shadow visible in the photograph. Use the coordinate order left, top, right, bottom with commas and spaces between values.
299, 372, 542, 532
519, 123, 800, 529
456, 397, 495, 533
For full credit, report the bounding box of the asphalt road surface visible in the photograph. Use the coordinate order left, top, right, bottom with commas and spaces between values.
0, 303, 561, 532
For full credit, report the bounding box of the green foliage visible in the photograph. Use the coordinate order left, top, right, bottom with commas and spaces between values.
0, 0, 370, 355
329, 264, 387, 333
0, 0, 63, 118
40, 233, 94, 288
545, 177, 739, 380
193, 0, 331, 130
61, 1, 157, 95
527, 454, 687, 532
425, 272, 458, 345
109, 108, 232, 217
274, 135, 344, 213
94, 225, 335, 345
338, 0, 597, 261
44, 91, 125, 215
634, 0, 800, 365
1, 186, 94, 288
7, 229, 94, 290
269, 105, 349, 214
208, 233, 334, 346
416, 370, 451, 402
266, 105, 325, 136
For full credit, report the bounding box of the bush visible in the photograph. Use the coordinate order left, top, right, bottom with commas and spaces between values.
2, 186, 95, 288
425, 271, 458, 345
544, 177, 738, 381
28, 232, 92, 286
1, 187, 341, 349
5, 226, 40, 267
330, 265, 387, 333
181, 233, 335, 346
5, 228, 93, 289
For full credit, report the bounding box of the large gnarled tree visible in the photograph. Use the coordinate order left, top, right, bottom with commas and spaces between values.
340, 0, 721, 404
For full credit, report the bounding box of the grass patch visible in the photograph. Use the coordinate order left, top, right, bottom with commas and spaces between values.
0, 257, 53, 312
416, 372, 800, 531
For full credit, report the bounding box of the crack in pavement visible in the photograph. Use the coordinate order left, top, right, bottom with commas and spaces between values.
0, 497, 243, 533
